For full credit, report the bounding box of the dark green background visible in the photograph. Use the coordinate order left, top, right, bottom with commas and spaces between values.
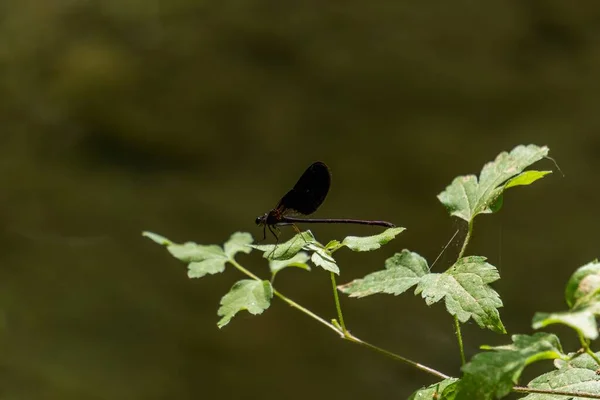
1, 1, 599, 398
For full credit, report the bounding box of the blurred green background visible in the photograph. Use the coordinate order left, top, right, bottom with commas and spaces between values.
1, 0, 599, 398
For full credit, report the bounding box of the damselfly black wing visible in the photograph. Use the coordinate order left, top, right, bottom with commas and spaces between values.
276, 161, 331, 216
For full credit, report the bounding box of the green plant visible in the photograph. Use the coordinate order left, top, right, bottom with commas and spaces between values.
144, 144, 600, 399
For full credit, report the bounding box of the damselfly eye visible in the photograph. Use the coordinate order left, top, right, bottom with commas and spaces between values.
255, 216, 262, 225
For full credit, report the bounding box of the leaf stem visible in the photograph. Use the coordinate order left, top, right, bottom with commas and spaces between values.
330, 272, 347, 333
578, 332, 600, 366
454, 315, 466, 366
458, 219, 474, 259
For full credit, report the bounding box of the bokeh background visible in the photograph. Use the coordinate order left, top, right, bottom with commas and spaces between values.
1, 1, 599, 398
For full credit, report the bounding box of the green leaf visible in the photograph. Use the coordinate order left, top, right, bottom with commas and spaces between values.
533, 310, 599, 340
188, 256, 229, 278
565, 261, 600, 308
250, 231, 316, 260
437, 144, 549, 222
504, 170, 552, 189
223, 232, 253, 258
306, 243, 339, 274
148, 237, 228, 278
269, 252, 311, 276
521, 352, 600, 399
415, 256, 506, 333
454, 333, 565, 400
339, 227, 405, 252
217, 280, 273, 328
338, 250, 429, 298
143, 231, 254, 279
325, 240, 341, 251
168, 242, 224, 263
142, 231, 173, 245
408, 378, 458, 400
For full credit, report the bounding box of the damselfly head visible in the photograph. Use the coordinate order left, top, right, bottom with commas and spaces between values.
255, 214, 267, 226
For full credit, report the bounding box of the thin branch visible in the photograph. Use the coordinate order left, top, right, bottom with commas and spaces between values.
513, 386, 600, 399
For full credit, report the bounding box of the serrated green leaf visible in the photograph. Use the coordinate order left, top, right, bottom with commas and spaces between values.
438, 144, 549, 222
142, 231, 173, 245
307, 244, 339, 274
504, 170, 552, 189
338, 250, 429, 298
533, 310, 599, 340
522, 352, 600, 399
339, 227, 405, 252
566, 261, 600, 308
217, 280, 273, 328
164, 242, 229, 278
408, 378, 458, 400
415, 256, 506, 333
556, 351, 600, 370
144, 231, 256, 279
454, 333, 565, 400
269, 252, 311, 276
250, 231, 316, 260
223, 232, 253, 257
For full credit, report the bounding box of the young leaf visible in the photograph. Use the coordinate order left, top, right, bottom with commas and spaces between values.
521, 352, 600, 399
338, 227, 405, 252
565, 261, 600, 308
504, 170, 552, 189
250, 231, 316, 261
269, 252, 311, 276
338, 250, 429, 298
454, 333, 566, 400
217, 280, 273, 328
533, 309, 599, 340
415, 256, 506, 333
408, 378, 458, 400
142, 231, 173, 245
306, 243, 339, 274
325, 240, 341, 251
438, 144, 550, 222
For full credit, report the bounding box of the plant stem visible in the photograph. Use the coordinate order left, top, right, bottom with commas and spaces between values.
458, 219, 474, 259
513, 386, 600, 399
230, 259, 262, 280
330, 271, 347, 333
578, 332, 600, 366
273, 289, 342, 335
454, 315, 466, 366
345, 333, 450, 380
